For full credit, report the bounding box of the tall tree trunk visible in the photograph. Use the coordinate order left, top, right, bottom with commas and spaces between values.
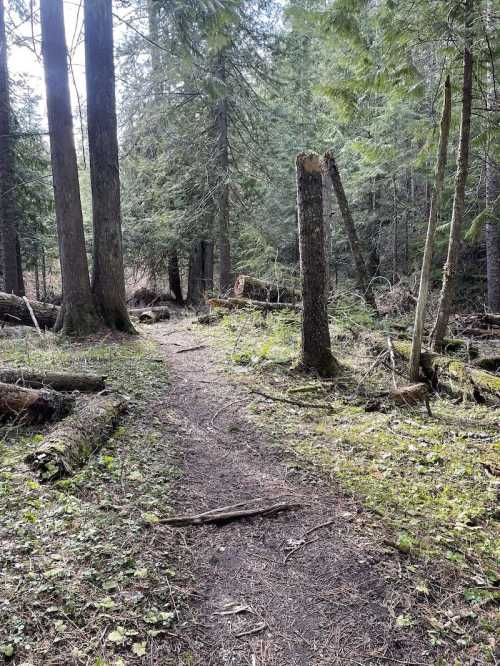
0, 0, 22, 295
187, 240, 203, 305
409, 76, 452, 381
168, 251, 183, 304
485, 0, 500, 312
215, 51, 232, 293
84, 0, 135, 333
41, 246, 47, 301
296, 153, 339, 377
322, 166, 332, 290
392, 178, 398, 283
202, 239, 214, 292
147, 0, 162, 98
40, 0, 100, 335
430, 0, 474, 351
34, 254, 40, 301
15, 234, 24, 296
323, 151, 377, 310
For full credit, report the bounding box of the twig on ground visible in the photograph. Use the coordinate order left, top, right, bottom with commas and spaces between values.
304, 518, 336, 537
175, 345, 206, 353
283, 536, 322, 564
353, 655, 430, 666
251, 389, 334, 410
196, 495, 293, 518
22, 296, 42, 336
161, 501, 302, 527
234, 622, 267, 638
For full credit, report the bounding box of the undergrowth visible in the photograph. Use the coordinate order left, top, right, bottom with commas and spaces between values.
201, 306, 500, 662
0, 331, 180, 665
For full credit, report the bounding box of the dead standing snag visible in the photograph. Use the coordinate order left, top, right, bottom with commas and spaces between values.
296, 153, 339, 377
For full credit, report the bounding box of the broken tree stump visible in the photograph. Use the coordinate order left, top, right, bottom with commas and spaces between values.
26, 394, 127, 480
234, 275, 301, 303
0, 368, 106, 393
0, 381, 73, 424
0, 291, 59, 329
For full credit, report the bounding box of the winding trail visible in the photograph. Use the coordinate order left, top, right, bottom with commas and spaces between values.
149, 318, 431, 666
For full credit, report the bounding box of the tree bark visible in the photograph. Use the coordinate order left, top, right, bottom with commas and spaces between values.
0, 290, 59, 328
0, 0, 22, 295
84, 0, 135, 333
167, 251, 183, 304
409, 76, 452, 381
296, 153, 339, 377
0, 381, 73, 424
187, 240, 204, 305
322, 166, 332, 289
0, 368, 106, 392
430, 0, 474, 351
40, 0, 100, 336
26, 394, 127, 480
485, 0, 500, 312
215, 51, 232, 293
323, 151, 377, 310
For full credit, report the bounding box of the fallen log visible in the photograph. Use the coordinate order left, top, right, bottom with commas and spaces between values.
0, 382, 73, 424
161, 501, 301, 527
208, 297, 301, 312
0, 291, 59, 329
442, 338, 478, 358
0, 368, 106, 393
129, 306, 170, 323
389, 340, 500, 403
26, 394, 127, 480
234, 275, 301, 303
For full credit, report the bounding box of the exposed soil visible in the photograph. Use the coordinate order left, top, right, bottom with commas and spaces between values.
149, 317, 441, 666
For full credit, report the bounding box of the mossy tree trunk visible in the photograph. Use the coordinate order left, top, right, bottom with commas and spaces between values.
84, 0, 135, 333
409, 76, 452, 381
296, 153, 339, 377
40, 0, 100, 336
430, 0, 474, 351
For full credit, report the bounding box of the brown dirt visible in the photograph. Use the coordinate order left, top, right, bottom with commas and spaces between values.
148, 318, 438, 666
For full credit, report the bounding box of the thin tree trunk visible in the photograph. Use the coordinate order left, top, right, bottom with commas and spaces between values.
0, 0, 22, 295
147, 0, 162, 98
40, 0, 100, 335
34, 254, 40, 301
84, 0, 135, 333
392, 178, 398, 283
323, 151, 377, 310
187, 240, 203, 305
296, 153, 339, 377
168, 251, 183, 304
409, 76, 452, 381
41, 246, 47, 301
322, 166, 332, 290
485, 0, 500, 312
202, 240, 214, 292
430, 0, 474, 351
215, 51, 232, 293
15, 234, 25, 296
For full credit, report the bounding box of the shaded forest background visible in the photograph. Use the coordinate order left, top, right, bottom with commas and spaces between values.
2, 0, 500, 313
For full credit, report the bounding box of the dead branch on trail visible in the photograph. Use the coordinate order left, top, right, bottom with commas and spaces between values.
234, 622, 267, 638
160, 501, 302, 527
283, 535, 323, 564
209, 398, 249, 427
251, 388, 335, 410
175, 345, 206, 354
0, 367, 106, 393
304, 518, 336, 537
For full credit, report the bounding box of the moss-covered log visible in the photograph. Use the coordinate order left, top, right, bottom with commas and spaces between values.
0, 368, 106, 392
0, 382, 73, 423
234, 275, 301, 303
0, 291, 59, 328
208, 297, 301, 312
26, 394, 127, 480
390, 340, 500, 403
475, 356, 500, 372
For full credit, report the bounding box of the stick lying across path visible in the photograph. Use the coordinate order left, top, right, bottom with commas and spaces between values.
161, 501, 302, 527
251, 388, 334, 410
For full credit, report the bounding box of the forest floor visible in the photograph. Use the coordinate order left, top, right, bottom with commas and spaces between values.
0, 306, 498, 665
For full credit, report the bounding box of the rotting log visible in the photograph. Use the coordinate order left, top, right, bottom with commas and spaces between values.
197, 311, 224, 325
442, 338, 478, 358
475, 356, 500, 372
26, 394, 127, 480
387, 339, 500, 403
0, 382, 73, 424
129, 306, 170, 323
390, 383, 429, 406
0, 368, 106, 393
0, 291, 59, 329
234, 275, 301, 304
208, 297, 301, 313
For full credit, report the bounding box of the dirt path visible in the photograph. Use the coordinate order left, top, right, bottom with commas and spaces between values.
150, 318, 434, 666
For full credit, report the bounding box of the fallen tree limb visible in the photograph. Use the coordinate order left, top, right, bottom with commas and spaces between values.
234, 274, 301, 303
209, 297, 301, 312
0, 367, 106, 393
251, 388, 334, 409
0, 382, 73, 424
26, 394, 127, 480
0, 291, 59, 329
197, 311, 224, 325
161, 501, 301, 527
175, 345, 206, 354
